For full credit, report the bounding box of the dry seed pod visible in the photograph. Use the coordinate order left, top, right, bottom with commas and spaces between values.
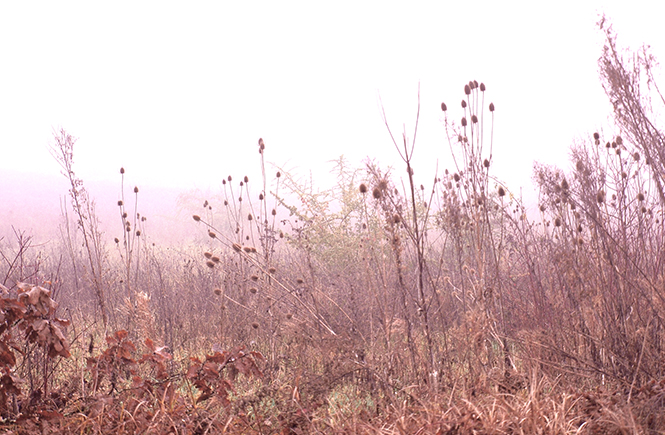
206, 261, 215, 268
268, 267, 277, 274
250, 275, 259, 282
461, 100, 467, 108
359, 183, 368, 193
479, 83, 486, 91
372, 187, 381, 199
489, 103, 495, 112
120, 167, 125, 174
249, 287, 257, 294
483, 159, 490, 168
296, 278, 304, 284
193, 215, 201, 222
117, 200, 123, 206
464, 84, 471, 95
243, 246, 253, 253
208, 231, 216, 239
472, 115, 478, 123
134, 186, 139, 193
593, 132, 600, 140
214, 288, 222, 296
498, 186, 505, 197
205, 252, 214, 259
461, 117, 467, 127
441, 102, 447, 111
232, 243, 242, 252
212, 256, 220, 263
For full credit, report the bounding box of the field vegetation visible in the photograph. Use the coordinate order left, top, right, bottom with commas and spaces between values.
1, 22, 665, 434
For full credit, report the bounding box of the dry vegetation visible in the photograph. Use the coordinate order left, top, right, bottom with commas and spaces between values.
1, 22, 665, 434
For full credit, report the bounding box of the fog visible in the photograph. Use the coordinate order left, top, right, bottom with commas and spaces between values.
1, 2, 664, 247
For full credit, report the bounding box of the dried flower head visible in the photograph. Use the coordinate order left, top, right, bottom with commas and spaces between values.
616, 136, 623, 145
214, 288, 222, 296
286, 313, 293, 320
212, 256, 220, 263
464, 84, 471, 95
247, 214, 253, 221
480, 83, 486, 91
134, 186, 139, 193
498, 186, 505, 197
268, 267, 277, 274
249, 287, 257, 294
276, 171, 281, 178
372, 187, 382, 199
120, 167, 125, 174
296, 278, 304, 284
136, 230, 141, 236
483, 158, 490, 168
359, 183, 368, 193
204, 252, 213, 259
228, 176, 232, 182
193, 215, 201, 222
271, 209, 277, 216
117, 200, 123, 206
633, 152, 640, 161
208, 231, 216, 239
251, 322, 259, 329
489, 103, 495, 112
593, 132, 600, 140
461, 100, 467, 108
243, 246, 253, 253
576, 161, 584, 172
250, 275, 259, 282
232, 243, 242, 252
259, 193, 264, 200
206, 261, 215, 268
441, 102, 447, 111
554, 217, 562, 227
454, 173, 460, 182
244, 176, 249, 183
637, 192, 645, 201
596, 191, 605, 203
461, 117, 467, 127
114, 237, 119, 243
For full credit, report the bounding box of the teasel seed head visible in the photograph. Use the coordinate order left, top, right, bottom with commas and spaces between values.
244, 176, 249, 183
232, 243, 242, 252
472, 115, 478, 124
136, 230, 141, 236
480, 82, 486, 91
250, 275, 259, 282
276, 171, 281, 178
464, 84, 471, 95
637, 192, 645, 201
134, 186, 139, 193
248, 213, 253, 221
483, 158, 490, 168
633, 152, 640, 161
296, 278, 304, 284
204, 252, 213, 259
593, 132, 600, 140
269, 267, 276, 274
251, 322, 259, 329
249, 287, 257, 294
616, 136, 623, 145
193, 215, 201, 222
206, 261, 215, 268
259, 193, 264, 200
359, 183, 368, 193
228, 175, 232, 182
212, 256, 220, 263
243, 246, 253, 253
372, 187, 382, 199
461, 117, 467, 127
489, 103, 495, 112
208, 231, 216, 239
120, 167, 125, 174
454, 173, 460, 182
554, 217, 561, 227
498, 186, 505, 197
271, 209, 277, 216
114, 237, 119, 243
214, 288, 222, 296
596, 191, 605, 203
441, 102, 447, 111
461, 100, 467, 108
286, 313, 293, 320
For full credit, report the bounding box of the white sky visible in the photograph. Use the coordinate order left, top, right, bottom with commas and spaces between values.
1, 1, 664, 206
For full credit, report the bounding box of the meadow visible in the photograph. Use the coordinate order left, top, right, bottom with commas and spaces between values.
1, 25, 665, 434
